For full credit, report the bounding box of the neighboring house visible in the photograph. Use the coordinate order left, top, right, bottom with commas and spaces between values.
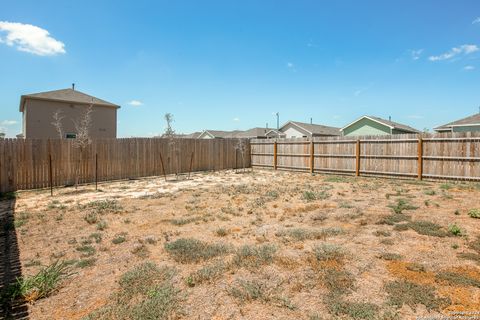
238, 127, 275, 139
20, 87, 120, 139
184, 131, 202, 139
197, 130, 241, 139
197, 127, 274, 139
278, 121, 341, 138
265, 129, 286, 139
341, 116, 420, 136
434, 113, 480, 133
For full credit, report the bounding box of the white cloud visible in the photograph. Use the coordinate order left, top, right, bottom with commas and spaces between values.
128, 100, 143, 107
286, 62, 297, 72
464, 65, 475, 71
428, 44, 479, 61
409, 49, 424, 60
473, 17, 480, 24
233, 117, 240, 122
0, 21, 65, 56
1, 120, 17, 126
307, 39, 318, 48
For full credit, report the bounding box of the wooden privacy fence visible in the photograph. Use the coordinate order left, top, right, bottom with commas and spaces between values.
251, 132, 480, 181
0, 138, 250, 193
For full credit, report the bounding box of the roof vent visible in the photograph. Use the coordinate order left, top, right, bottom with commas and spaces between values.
72, 83, 75, 91
389, 116, 391, 121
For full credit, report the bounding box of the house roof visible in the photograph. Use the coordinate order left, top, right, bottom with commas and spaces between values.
184, 131, 202, 139
265, 129, 286, 136
20, 88, 120, 112
200, 130, 241, 138
199, 127, 275, 139
341, 115, 420, 133
434, 113, 480, 131
237, 127, 274, 138
281, 121, 341, 136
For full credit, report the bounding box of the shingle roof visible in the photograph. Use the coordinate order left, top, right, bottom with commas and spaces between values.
366, 116, 420, 133
184, 132, 202, 138
341, 116, 420, 133
237, 127, 274, 138
288, 121, 341, 136
434, 113, 480, 131
199, 127, 275, 139
20, 88, 120, 111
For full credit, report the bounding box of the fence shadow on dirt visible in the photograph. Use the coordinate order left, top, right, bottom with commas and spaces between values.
0, 196, 29, 319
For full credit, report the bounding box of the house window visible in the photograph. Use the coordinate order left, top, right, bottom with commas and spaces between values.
65, 133, 77, 139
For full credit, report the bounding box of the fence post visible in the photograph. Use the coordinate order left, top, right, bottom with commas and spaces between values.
355, 139, 361, 177
95, 153, 98, 190
273, 141, 278, 170
49, 154, 53, 196
48, 139, 53, 196
310, 140, 314, 174
417, 136, 423, 180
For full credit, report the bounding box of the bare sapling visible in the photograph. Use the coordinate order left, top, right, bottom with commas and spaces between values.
235, 138, 247, 173
72, 103, 93, 188
163, 113, 181, 179
51, 109, 64, 139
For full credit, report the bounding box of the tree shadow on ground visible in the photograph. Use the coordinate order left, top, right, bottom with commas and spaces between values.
0, 196, 28, 319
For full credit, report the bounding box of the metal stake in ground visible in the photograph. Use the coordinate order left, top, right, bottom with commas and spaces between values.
188, 152, 194, 179
49, 154, 53, 196
159, 152, 167, 182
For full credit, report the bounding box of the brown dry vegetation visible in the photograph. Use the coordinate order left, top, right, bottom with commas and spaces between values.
4, 169, 480, 319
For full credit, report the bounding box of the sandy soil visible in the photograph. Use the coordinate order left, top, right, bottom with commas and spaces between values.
8, 169, 480, 320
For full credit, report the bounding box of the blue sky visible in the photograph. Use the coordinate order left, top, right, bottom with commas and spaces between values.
1, 0, 480, 137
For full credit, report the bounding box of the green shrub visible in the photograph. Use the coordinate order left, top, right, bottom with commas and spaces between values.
448, 223, 463, 236
276, 227, 343, 241
440, 183, 453, 190
233, 244, 276, 268
407, 220, 448, 237
186, 260, 228, 287
302, 191, 317, 201
96, 221, 107, 231
85, 262, 180, 320
388, 199, 418, 214
378, 252, 403, 261
215, 227, 229, 237
84, 212, 98, 224
132, 244, 150, 258
374, 230, 392, 237
82, 199, 123, 214
321, 269, 355, 295
385, 280, 450, 311
436, 271, 480, 288
228, 277, 285, 305
325, 295, 378, 319
89, 233, 102, 243
468, 209, 480, 219
313, 243, 345, 262
77, 258, 96, 268
2, 261, 72, 302
170, 216, 200, 226
76, 245, 96, 257
378, 213, 411, 225
457, 252, 480, 263
112, 233, 127, 245
164, 238, 230, 264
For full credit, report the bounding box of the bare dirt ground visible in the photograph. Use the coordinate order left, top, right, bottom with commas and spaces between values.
6, 169, 480, 320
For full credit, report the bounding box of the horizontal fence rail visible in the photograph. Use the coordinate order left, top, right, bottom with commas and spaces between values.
251, 132, 480, 181
0, 138, 250, 193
